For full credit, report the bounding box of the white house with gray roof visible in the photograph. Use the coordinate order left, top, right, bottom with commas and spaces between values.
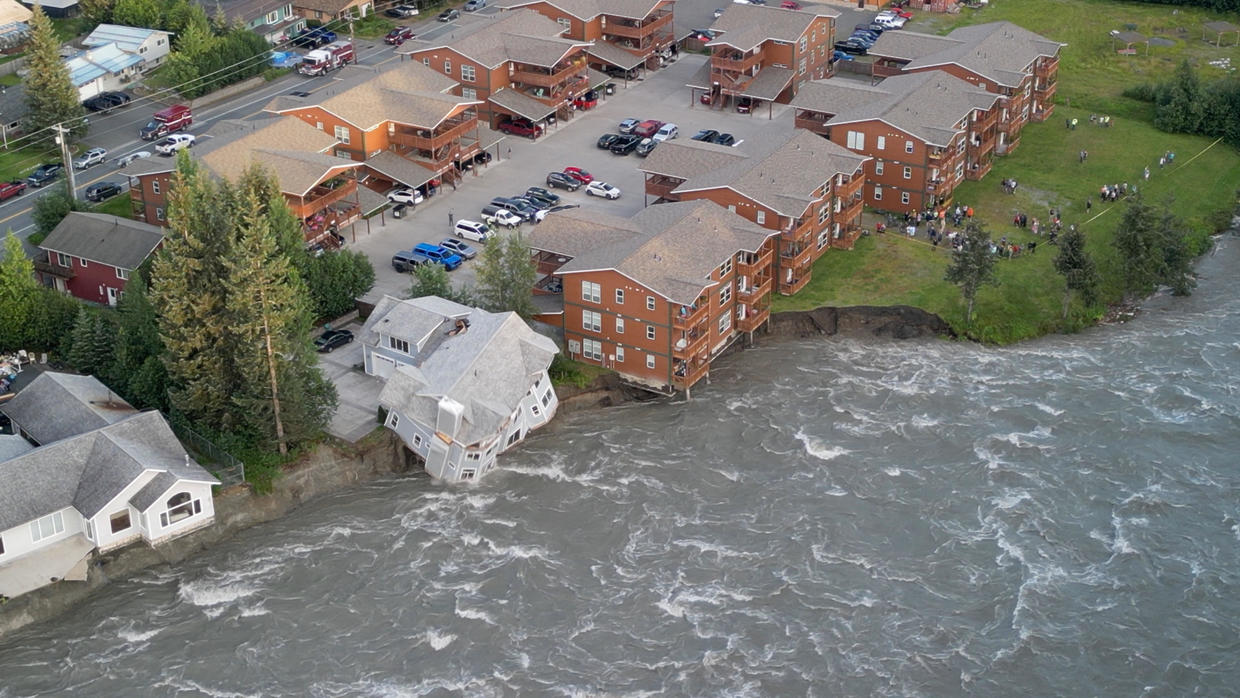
361, 296, 559, 482
0, 373, 218, 600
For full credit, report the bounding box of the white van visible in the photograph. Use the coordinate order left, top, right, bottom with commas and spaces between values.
453, 219, 491, 241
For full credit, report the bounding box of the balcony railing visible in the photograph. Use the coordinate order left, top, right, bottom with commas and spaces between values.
736, 301, 770, 333
737, 248, 773, 278
33, 253, 74, 279
671, 357, 711, 389
673, 301, 709, 330
645, 175, 683, 201
966, 159, 993, 181
390, 115, 477, 152
289, 180, 356, 219
972, 110, 998, 132
712, 50, 764, 74
672, 324, 711, 360
737, 276, 772, 302
794, 111, 832, 134
602, 10, 673, 40
780, 241, 814, 268
778, 273, 811, 296
510, 61, 584, 89
781, 217, 813, 240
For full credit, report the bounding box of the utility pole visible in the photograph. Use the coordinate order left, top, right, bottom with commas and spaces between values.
52, 123, 76, 200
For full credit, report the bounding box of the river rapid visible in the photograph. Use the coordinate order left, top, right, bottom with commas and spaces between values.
2, 236, 1238, 696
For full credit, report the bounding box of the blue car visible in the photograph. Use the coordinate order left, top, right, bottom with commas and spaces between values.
412, 243, 463, 270
292, 27, 336, 48
832, 50, 855, 62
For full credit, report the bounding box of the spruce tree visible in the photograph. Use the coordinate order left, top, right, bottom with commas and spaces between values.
1156, 203, 1195, 296
410, 262, 472, 305
114, 266, 165, 395
1113, 194, 1162, 299
1052, 227, 1100, 321
22, 5, 87, 140
0, 231, 38, 350
474, 232, 537, 319
67, 307, 98, 374
943, 223, 999, 326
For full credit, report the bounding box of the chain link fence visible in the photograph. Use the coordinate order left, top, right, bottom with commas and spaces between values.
166, 410, 246, 487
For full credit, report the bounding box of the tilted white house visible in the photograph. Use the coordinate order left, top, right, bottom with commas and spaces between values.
0, 372, 219, 601
361, 295, 559, 482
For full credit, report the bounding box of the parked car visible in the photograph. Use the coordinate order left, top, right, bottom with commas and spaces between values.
384, 26, 414, 44
392, 250, 425, 272
604, 66, 640, 80
437, 8, 460, 21
585, 181, 621, 199
83, 91, 130, 112
73, 147, 108, 169
546, 204, 580, 214
737, 97, 759, 114
413, 242, 463, 270
881, 7, 914, 18
490, 197, 536, 221
545, 171, 581, 191
115, 150, 152, 167
780, 0, 801, 8
481, 205, 522, 228
597, 133, 622, 149
155, 133, 195, 155
439, 238, 478, 259
524, 187, 560, 207
714, 7, 726, 17
509, 195, 547, 213
834, 39, 868, 55
712, 133, 737, 146
610, 133, 642, 154
562, 166, 593, 183
851, 30, 879, 44
652, 123, 679, 142
691, 129, 719, 142
473, 151, 493, 165
498, 117, 544, 139
387, 188, 425, 205
874, 13, 908, 29
633, 119, 663, 137
314, 329, 354, 353
689, 29, 716, 42
464, 0, 486, 9
0, 180, 26, 201
635, 137, 657, 157
453, 220, 491, 242
26, 163, 62, 187
85, 181, 123, 202
573, 90, 599, 110
385, 4, 419, 17
292, 27, 336, 48
618, 118, 640, 133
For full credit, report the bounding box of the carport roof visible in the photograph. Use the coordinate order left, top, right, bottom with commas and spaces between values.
498, 0, 666, 21
488, 88, 558, 123
686, 60, 712, 90
585, 68, 611, 89
738, 66, 793, 100
587, 40, 646, 70
364, 151, 438, 188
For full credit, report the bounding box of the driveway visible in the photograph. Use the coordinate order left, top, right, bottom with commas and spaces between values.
314, 330, 384, 442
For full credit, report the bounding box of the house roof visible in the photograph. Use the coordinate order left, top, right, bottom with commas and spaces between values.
528, 200, 776, 305
367, 296, 558, 447
488, 87, 559, 122
586, 39, 646, 69
0, 0, 32, 26
737, 66, 793, 100
265, 62, 474, 131
2, 371, 137, 446
197, 0, 289, 25
82, 24, 170, 53
641, 129, 869, 218
497, 0, 667, 21
292, 0, 363, 14
708, 4, 835, 51
363, 150, 440, 188
397, 10, 590, 69
67, 43, 143, 87
791, 72, 1000, 147
40, 212, 165, 271
196, 117, 360, 196
870, 21, 1063, 88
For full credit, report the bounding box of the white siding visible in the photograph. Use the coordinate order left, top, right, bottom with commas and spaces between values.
0, 507, 85, 562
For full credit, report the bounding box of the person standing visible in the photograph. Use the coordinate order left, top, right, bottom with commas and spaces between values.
449, 209, 455, 225
1086, 197, 1092, 213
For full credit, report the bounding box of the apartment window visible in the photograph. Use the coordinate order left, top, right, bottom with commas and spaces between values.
903, 166, 912, 180
110, 510, 131, 533
957, 138, 967, 154
756, 210, 765, 225
719, 257, 732, 276
557, 17, 571, 29
388, 336, 410, 354
507, 430, 521, 446
29, 512, 64, 543
581, 280, 600, 303
875, 160, 884, 175
799, 59, 807, 76
56, 252, 71, 267
799, 36, 808, 52
413, 434, 423, 447
646, 296, 655, 311
901, 192, 910, 205
956, 162, 965, 179
646, 325, 655, 340
461, 64, 475, 82
156, 207, 165, 221
873, 186, 883, 200
719, 285, 731, 305
818, 229, 829, 249
151, 179, 160, 194
615, 288, 625, 304
846, 131, 865, 150
615, 346, 625, 362
905, 140, 914, 153
116, 267, 129, 280
718, 312, 732, 334
646, 354, 655, 369
817, 205, 829, 224
444, 60, 452, 75
388, 413, 399, 429
582, 338, 603, 361
266, 10, 279, 23
423, 57, 430, 67
876, 136, 886, 150
334, 125, 350, 144
462, 87, 477, 100
541, 389, 552, 407
581, 310, 602, 332
615, 317, 625, 334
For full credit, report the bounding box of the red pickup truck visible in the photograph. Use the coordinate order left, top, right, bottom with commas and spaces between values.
0, 180, 27, 201
497, 118, 544, 139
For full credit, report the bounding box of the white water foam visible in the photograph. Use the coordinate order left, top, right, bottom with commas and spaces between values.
794, 428, 850, 461
454, 605, 498, 625
423, 630, 457, 650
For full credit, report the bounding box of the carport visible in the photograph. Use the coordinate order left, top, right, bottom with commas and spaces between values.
737, 67, 793, 120
586, 42, 647, 85
1203, 20, 1240, 47
1110, 30, 1150, 55
488, 87, 563, 131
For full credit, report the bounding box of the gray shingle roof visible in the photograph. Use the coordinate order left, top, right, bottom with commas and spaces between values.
498, 0, 666, 21
40, 212, 165, 271
196, 117, 361, 197
738, 66, 793, 100
363, 150, 441, 189
266, 62, 468, 131
488, 87, 560, 122
528, 200, 777, 306
370, 297, 558, 447
397, 10, 590, 69
2, 372, 136, 446
870, 21, 1063, 88
708, 4, 836, 50
586, 40, 646, 70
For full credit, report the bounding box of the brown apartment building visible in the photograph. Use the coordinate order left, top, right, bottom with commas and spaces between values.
867, 21, 1063, 155
397, 10, 596, 130
122, 116, 364, 248
688, 3, 837, 112
791, 72, 1001, 215
639, 129, 868, 296
527, 201, 777, 394
497, 0, 675, 73
265, 62, 488, 194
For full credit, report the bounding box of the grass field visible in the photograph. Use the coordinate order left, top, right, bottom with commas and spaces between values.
773, 0, 1240, 343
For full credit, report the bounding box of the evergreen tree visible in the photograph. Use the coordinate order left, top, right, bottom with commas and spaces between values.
27, 287, 82, 355
301, 249, 376, 319
67, 307, 98, 374
32, 182, 90, 241
79, 0, 115, 25
1052, 227, 1100, 321
0, 231, 38, 350
474, 232, 537, 319
1113, 194, 1163, 299
1155, 60, 1204, 134
409, 262, 473, 305
113, 267, 169, 409
22, 5, 87, 140
111, 0, 163, 29
943, 223, 999, 326
1156, 203, 1196, 296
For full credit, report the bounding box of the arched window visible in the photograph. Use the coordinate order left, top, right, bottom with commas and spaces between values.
162, 492, 200, 526
167, 492, 191, 508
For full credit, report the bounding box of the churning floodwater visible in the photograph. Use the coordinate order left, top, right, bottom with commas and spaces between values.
3, 236, 1239, 696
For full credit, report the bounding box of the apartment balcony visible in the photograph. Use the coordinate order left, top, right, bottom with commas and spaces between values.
673, 300, 709, 331
781, 216, 813, 241
737, 275, 772, 303
33, 252, 74, 279
602, 10, 673, 41
390, 115, 477, 152
965, 158, 993, 181
1034, 57, 1058, 82
794, 110, 832, 135
972, 109, 998, 132
737, 247, 773, 279
778, 272, 811, 296
928, 147, 949, 161
303, 201, 361, 243
288, 178, 356, 219
671, 356, 711, 390
645, 175, 684, 201
712, 49, 764, 74
510, 60, 585, 90
672, 323, 711, 360
838, 197, 864, 226
736, 298, 770, 334
997, 133, 1021, 156
780, 240, 814, 269
838, 175, 864, 202
1031, 103, 1055, 122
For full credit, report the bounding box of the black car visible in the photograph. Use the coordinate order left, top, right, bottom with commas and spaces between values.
609, 133, 642, 155
490, 197, 537, 221
474, 150, 493, 165
84, 91, 131, 112
437, 8, 460, 21
711, 133, 737, 147
26, 163, 62, 187
85, 181, 123, 202
314, 329, 354, 353
834, 39, 868, 55
856, 22, 885, 34
691, 129, 719, 142
545, 171, 581, 191
524, 186, 560, 207
635, 138, 657, 157
385, 4, 418, 17
604, 65, 640, 80
597, 133, 622, 149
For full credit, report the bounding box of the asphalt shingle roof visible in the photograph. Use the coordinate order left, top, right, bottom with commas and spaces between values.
488, 87, 559, 122
708, 4, 836, 50
2, 372, 137, 446
870, 21, 1063, 88
498, 0, 666, 20
40, 212, 164, 271
397, 10, 589, 69
196, 117, 361, 196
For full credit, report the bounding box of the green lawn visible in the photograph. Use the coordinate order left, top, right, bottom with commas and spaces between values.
0, 147, 63, 183
774, 0, 1240, 343
93, 193, 134, 218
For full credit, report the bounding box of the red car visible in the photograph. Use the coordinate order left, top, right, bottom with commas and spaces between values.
633, 119, 663, 138
780, 0, 801, 8
884, 7, 913, 17
562, 167, 593, 184
0, 180, 26, 201
572, 90, 599, 110
384, 26, 414, 45
498, 118, 544, 139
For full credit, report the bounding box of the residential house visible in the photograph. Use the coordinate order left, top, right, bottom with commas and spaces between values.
0, 0, 31, 52
33, 212, 164, 305
527, 201, 777, 394
66, 42, 144, 101
0, 82, 27, 144
293, 0, 371, 24
0, 372, 219, 601
639, 129, 868, 296
361, 295, 559, 482
17, 0, 75, 19
867, 21, 1064, 153
689, 3, 837, 111
397, 10, 596, 129
497, 0, 675, 72
122, 116, 365, 247
265, 61, 486, 195
83, 24, 172, 70
791, 72, 1001, 215
200, 0, 305, 43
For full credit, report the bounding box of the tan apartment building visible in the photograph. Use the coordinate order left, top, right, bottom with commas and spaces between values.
266, 62, 487, 194
497, 0, 675, 73
639, 129, 868, 297
122, 116, 364, 248
867, 21, 1063, 155
397, 10, 597, 130
527, 201, 777, 395
689, 3, 837, 112
791, 72, 1001, 215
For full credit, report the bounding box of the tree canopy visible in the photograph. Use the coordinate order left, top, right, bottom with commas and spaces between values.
22, 5, 87, 141
943, 223, 1000, 326
474, 233, 537, 319
1052, 226, 1100, 321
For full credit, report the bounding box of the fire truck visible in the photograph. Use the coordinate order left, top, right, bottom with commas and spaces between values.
297, 41, 356, 76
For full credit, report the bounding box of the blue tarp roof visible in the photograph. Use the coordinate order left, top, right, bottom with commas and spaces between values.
66, 43, 143, 86
82, 23, 168, 52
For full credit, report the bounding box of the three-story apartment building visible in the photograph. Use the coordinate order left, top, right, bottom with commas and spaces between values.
791, 72, 1001, 215
867, 21, 1063, 155
527, 201, 777, 395
397, 10, 593, 129
497, 0, 675, 72
639, 129, 868, 296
